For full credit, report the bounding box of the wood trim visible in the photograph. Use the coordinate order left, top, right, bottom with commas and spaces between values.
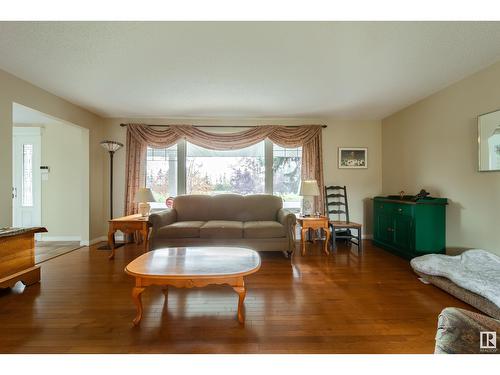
125, 263, 261, 280
372, 198, 448, 206
0, 266, 40, 288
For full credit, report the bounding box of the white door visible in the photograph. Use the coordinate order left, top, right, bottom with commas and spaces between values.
12, 127, 42, 228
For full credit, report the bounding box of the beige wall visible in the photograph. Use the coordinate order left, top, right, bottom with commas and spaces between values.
0, 68, 106, 241
102, 117, 382, 236
382, 61, 500, 255
40, 122, 85, 240
323, 120, 382, 236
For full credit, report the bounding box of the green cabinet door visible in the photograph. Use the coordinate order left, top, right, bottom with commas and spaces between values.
376, 212, 393, 244
393, 215, 413, 250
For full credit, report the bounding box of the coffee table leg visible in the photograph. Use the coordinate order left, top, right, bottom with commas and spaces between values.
232, 279, 246, 323
162, 287, 168, 303
132, 286, 146, 326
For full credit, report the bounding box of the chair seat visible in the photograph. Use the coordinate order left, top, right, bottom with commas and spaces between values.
329, 220, 362, 228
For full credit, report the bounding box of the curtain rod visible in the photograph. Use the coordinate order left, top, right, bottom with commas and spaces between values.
119, 123, 327, 128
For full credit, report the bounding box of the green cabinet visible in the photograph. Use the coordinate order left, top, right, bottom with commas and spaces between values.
373, 196, 447, 259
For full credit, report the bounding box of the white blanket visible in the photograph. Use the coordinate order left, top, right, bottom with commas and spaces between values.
410, 249, 500, 307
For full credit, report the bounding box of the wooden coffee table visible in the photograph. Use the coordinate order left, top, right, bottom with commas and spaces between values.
125, 247, 261, 325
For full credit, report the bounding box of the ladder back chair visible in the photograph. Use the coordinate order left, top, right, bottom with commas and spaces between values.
324, 185, 362, 251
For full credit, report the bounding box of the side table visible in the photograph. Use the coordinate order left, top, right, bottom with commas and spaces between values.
107, 214, 151, 260
296, 216, 330, 256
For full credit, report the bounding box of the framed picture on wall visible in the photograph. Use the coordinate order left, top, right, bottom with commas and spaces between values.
338, 147, 368, 169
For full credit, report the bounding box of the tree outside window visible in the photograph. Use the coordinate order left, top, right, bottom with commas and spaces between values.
145, 141, 302, 212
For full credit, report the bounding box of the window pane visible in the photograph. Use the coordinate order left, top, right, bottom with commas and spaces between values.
273, 144, 302, 213
186, 142, 265, 195
146, 145, 177, 208
22, 144, 33, 207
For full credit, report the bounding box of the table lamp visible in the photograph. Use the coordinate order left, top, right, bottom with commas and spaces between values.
299, 180, 320, 216
134, 188, 155, 217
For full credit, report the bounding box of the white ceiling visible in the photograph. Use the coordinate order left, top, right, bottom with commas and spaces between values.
1, 22, 500, 120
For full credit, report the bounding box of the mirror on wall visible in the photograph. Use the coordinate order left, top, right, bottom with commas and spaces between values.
478, 109, 500, 172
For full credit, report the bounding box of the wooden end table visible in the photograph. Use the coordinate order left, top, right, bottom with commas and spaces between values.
297, 216, 330, 256
125, 247, 261, 325
107, 214, 151, 260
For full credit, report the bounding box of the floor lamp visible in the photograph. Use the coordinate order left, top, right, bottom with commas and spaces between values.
98, 140, 124, 250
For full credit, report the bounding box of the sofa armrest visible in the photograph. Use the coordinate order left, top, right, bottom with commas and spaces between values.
278, 208, 297, 230
149, 209, 177, 229
278, 209, 297, 254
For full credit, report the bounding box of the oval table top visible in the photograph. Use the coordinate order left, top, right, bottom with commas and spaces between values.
125, 247, 261, 279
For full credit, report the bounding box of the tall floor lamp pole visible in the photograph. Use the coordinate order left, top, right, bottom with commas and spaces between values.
109, 148, 115, 220
98, 140, 124, 250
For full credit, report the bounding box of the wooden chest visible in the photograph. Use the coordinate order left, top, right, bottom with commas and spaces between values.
0, 227, 47, 288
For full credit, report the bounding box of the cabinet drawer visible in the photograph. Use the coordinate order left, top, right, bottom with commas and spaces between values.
393, 204, 413, 216
375, 202, 412, 215
375, 202, 392, 212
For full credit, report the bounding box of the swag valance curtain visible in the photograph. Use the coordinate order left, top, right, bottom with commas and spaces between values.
124, 124, 325, 215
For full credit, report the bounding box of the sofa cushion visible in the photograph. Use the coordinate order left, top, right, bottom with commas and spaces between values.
157, 221, 206, 239
200, 220, 243, 239
243, 221, 286, 239
173, 194, 283, 222
241, 195, 283, 221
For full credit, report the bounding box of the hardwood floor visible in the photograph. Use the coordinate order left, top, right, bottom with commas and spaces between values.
0, 240, 475, 354
35, 241, 82, 264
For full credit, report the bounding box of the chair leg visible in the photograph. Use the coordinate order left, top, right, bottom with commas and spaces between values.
331, 226, 337, 251
358, 228, 363, 252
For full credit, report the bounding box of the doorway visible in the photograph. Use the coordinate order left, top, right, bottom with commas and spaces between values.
12, 103, 90, 263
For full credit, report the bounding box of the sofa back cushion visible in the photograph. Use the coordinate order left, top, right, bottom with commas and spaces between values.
174, 194, 283, 222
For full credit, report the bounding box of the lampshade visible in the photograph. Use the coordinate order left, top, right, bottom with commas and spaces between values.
100, 140, 124, 152
134, 188, 155, 203
299, 180, 320, 196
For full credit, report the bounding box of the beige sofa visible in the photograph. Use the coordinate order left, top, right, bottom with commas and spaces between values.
149, 194, 296, 255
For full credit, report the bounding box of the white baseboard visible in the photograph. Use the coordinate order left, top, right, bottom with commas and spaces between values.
82, 236, 107, 246
38, 235, 81, 242
81, 234, 127, 247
